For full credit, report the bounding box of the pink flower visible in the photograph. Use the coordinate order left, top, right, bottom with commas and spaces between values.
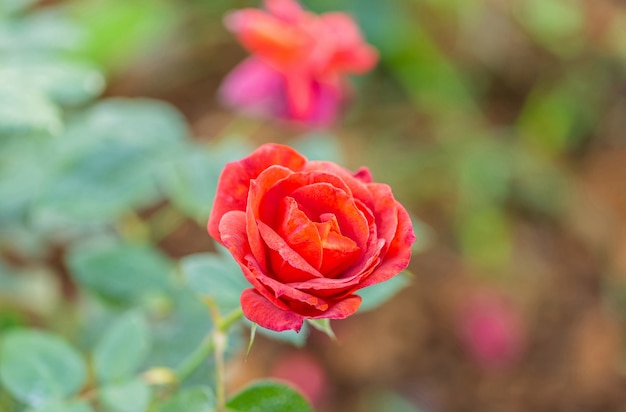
457, 290, 526, 371
219, 0, 378, 126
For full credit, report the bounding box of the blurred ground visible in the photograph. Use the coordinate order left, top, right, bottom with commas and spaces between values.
16, 0, 626, 411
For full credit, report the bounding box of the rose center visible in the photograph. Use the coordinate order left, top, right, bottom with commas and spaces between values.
277, 196, 360, 279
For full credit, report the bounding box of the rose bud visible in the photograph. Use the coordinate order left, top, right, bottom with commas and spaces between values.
208, 143, 415, 332
457, 290, 526, 371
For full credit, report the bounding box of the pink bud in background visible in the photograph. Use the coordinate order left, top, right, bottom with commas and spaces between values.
219, 0, 378, 126
271, 351, 328, 406
457, 290, 526, 371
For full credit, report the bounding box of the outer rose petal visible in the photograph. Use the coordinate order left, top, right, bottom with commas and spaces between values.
208, 144, 306, 242
359, 203, 415, 288
241, 288, 305, 332
219, 58, 287, 119
225, 9, 310, 68
309, 294, 361, 320
265, 0, 306, 23
240, 289, 361, 332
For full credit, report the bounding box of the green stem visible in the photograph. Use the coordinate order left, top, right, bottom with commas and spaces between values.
213, 328, 227, 412
219, 308, 244, 332
175, 335, 215, 383
173, 305, 244, 406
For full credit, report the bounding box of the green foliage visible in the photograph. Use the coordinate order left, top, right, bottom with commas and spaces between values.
307, 318, 336, 340
67, 241, 173, 305
68, 0, 178, 70
0, 80, 62, 137
0, 330, 86, 406
24, 400, 95, 412
226, 381, 313, 412
93, 311, 151, 383
180, 247, 248, 314
99, 379, 151, 412
156, 387, 216, 412
160, 138, 254, 224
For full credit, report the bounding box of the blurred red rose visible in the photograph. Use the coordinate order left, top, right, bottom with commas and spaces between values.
208, 143, 414, 332
219, 0, 378, 126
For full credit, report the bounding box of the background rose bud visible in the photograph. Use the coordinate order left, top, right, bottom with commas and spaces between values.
218, 0, 378, 125
457, 290, 526, 371
208, 143, 415, 332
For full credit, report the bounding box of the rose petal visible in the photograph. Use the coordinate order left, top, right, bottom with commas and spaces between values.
315, 214, 360, 277
225, 9, 310, 68
247, 165, 295, 271
258, 170, 352, 227
359, 203, 415, 288
309, 294, 362, 320
365, 183, 398, 254
285, 70, 314, 120
316, 13, 378, 75
278, 196, 323, 269
289, 182, 370, 251
218, 210, 251, 263
288, 238, 384, 296
307, 80, 343, 127
353, 167, 373, 183
303, 161, 373, 204
247, 255, 330, 313
218, 57, 287, 119
257, 220, 324, 282
265, 0, 306, 23
218, 211, 290, 310
208, 144, 306, 243
241, 288, 305, 332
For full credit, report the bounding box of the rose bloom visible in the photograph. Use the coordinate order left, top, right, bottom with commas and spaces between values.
219, 0, 378, 126
208, 144, 415, 332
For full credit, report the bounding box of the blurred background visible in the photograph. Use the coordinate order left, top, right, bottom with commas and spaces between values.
3, 0, 626, 411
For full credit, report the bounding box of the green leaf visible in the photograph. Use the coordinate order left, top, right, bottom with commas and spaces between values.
180, 247, 248, 313
356, 272, 411, 313
70, 98, 188, 146
33, 144, 160, 227
0, 79, 61, 137
0, 330, 87, 406
147, 288, 214, 371
100, 379, 151, 412
160, 138, 254, 223
0, 9, 86, 54
25, 399, 94, 412
306, 319, 336, 340
67, 241, 173, 305
226, 380, 312, 412
93, 311, 151, 383
31, 98, 190, 228
0, 58, 105, 107
155, 387, 215, 412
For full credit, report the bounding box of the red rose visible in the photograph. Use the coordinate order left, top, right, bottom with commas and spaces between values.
208, 143, 415, 332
